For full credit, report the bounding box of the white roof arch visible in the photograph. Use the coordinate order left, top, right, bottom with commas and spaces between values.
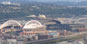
23, 20, 43, 29
0, 20, 22, 29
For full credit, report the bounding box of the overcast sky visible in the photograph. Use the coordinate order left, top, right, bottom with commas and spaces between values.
36, 0, 86, 2
1, 0, 86, 2
58, 0, 85, 2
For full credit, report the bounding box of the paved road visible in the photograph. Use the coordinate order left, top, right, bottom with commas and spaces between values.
27, 32, 87, 44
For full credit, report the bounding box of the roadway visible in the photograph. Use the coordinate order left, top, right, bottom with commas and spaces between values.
26, 32, 87, 44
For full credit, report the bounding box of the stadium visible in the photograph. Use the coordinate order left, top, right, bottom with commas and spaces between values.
0, 20, 22, 33
23, 20, 47, 36
0, 20, 47, 36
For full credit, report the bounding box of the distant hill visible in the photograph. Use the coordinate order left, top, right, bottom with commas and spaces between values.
0, 0, 87, 6
0, 0, 87, 21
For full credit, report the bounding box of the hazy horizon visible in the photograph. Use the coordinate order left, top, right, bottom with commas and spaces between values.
0, 0, 86, 2
34, 0, 86, 2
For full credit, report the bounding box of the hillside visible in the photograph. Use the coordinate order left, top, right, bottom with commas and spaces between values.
0, 2, 87, 21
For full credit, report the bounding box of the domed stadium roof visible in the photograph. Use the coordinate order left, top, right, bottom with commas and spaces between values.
49, 20, 61, 24
23, 20, 44, 29
0, 20, 22, 29
45, 20, 61, 25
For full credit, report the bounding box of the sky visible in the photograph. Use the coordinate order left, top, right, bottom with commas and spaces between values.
59, 0, 85, 2
35, 0, 86, 2
0, 0, 86, 2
